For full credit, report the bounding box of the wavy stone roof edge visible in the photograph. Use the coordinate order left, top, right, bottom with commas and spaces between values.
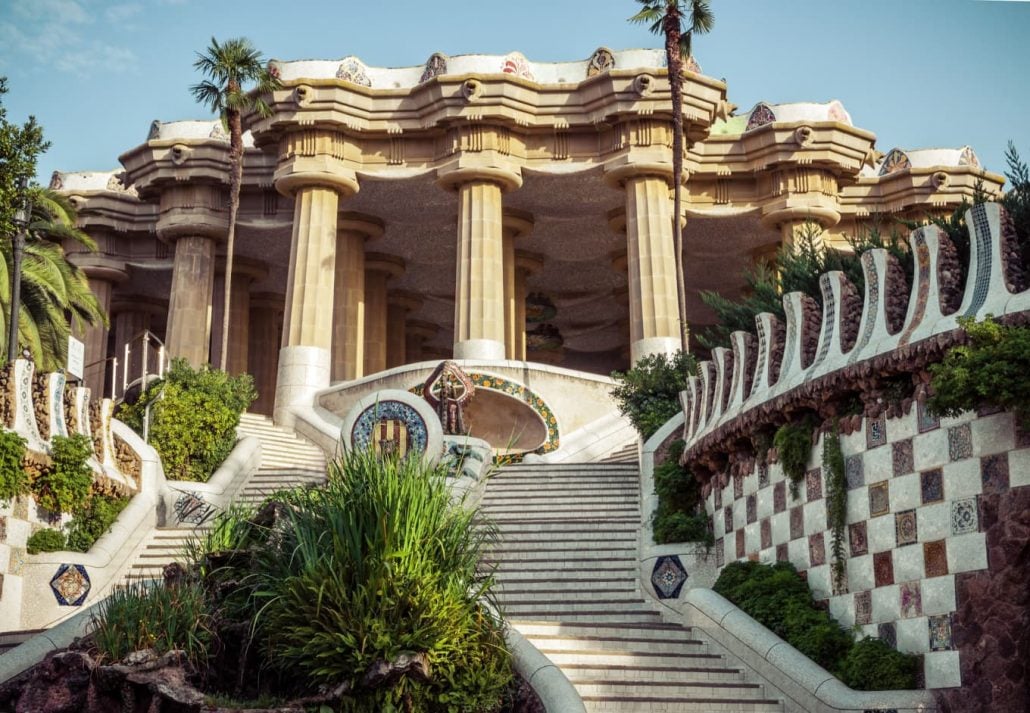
146, 119, 255, 146
267, 47, 678, 86
49, 169, 138, 197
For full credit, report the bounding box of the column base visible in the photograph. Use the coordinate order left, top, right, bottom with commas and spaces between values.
631, 336, 681, 364
453, 339, 506, 360
273, 345, 331, 428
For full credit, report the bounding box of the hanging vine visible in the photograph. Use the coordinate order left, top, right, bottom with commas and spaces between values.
823, 422, 848, 593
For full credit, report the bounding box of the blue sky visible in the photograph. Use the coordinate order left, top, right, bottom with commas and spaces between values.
2, 0, 1028, 185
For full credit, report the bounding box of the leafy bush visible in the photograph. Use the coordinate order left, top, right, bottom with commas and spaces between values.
651, 440, 711, 545
119, 359, 256, 482
0, 429, 27, 503
66, 493, 128, 552
30, 434, 93, 514
26, 527, 66, 554
928, 316, 1030, 428
773, 421, 813, 498
611, 350, 697, 439
714, 561, 919, 690
823, 425, 847, 593
91, 579, 212, 668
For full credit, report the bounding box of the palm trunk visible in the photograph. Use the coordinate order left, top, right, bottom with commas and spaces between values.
220, 106, 244, 372
665, 11, 689, 353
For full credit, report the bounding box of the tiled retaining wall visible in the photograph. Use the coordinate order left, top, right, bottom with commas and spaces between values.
709, 405, 1029, 688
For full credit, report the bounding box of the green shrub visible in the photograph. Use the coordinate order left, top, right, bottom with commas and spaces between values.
119, 359, 256, 482
928, 316, 1030, 428
92, 578, 212, 668
653, 510, 712, 545
66, 494, 129, 552
823, 425, 847, 593
30, 434, 93, 514
773, 421, 813, 498
651, 440, 712, 545
840, 636, 919, 691
26, 527, 66, 554
0, 429, 27, 503
714, 561, 919, 690
611, 350, 697, 439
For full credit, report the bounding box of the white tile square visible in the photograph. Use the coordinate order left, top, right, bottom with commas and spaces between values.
888, 410, 918, 442
918, 502, 951, 542
864, 445, 893, 484
5, 519, 29, 548
771, 511, 790, 545
757, 485, 774, 519
867, 512, 896, 553
947, 532, 988, 573
894, 545, 925, 583
924, 650, 962, 689
847, 485, 870, 524
871, 584, 901, 623
759, 547, 776, 565
787, 537, 810, 570
808, 564, 831, 600
922, 575, 957, 615
847, 553, 873, 592
1010, 448, 1030, 489
0, 543, 10, 571
896, 615, 930, 654
914, 429, 949, 471
829, 594, 853, 627
942, 460, 982, 500
745, 523, 761, 555
803, 501, 826, 534
892, 472, 921, 511
743, 470, 759, 497
971, 412, 1015, 456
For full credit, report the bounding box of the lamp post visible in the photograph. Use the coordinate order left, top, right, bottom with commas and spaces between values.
8, 177, 31, 364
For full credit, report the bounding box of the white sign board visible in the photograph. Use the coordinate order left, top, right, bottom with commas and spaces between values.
67, 335, 84, 380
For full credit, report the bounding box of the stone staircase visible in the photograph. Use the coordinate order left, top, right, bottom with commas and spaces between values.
482, 462, 783, 712
122, 413, 326, 582
599, 442, 638, 464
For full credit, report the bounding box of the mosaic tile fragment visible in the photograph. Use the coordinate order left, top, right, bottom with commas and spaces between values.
806, 468, 822, 501
854, 590, 872, 625
878, 622, 897, 649
866, 414, 887, 448
947, 424, 973, 461
760, 518, 771, 550
900, 581, 922, 618
980, 454, 1010, 494
849, 521, 868, 556
923, 540, 948, 578
651, 555, 688, 599
929, 614, 953, 651
746, 494, 757, 524
846, 455, 864, 490
892, 440, 914, 477
920, 468, 944, 504
869, 481, 890, 517
917, 401, 940, 433
895, 509, 918, 546
789, 505, 804, 540
809, 532, 826, 566
773, 481, 786, 513
873, 551, 894, 587
951, 497, 979, 535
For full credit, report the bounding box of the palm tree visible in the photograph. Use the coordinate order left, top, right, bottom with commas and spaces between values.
190, 37, 279, 372
630, 0, 714, 353
0, 188, 106, 369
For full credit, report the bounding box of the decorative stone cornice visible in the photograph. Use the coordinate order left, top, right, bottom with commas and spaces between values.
338, 212, 385, 240
154, 184, 228, 243
840, 166, 1005, 219
273, 128, 362, 198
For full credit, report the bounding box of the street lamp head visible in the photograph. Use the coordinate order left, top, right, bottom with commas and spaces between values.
12, 177, 31, 229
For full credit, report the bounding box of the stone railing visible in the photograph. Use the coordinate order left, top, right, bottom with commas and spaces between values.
680, 203, 1028, 473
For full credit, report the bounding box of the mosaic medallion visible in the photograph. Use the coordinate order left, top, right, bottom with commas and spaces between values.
50, 564, 90, 606
745, 102, 776, 132
849, 521, 868, 557
586, 47, 615, 77
350, 400, 429, 457
951, 497, 980, 535
651, 555, 687, 599
893, 440, 914, 477
959, 146, 980, 169
336, 56, 372, 87
173, 491, 215, 526
419, 53, 448, 83
869, 481, 890, 518
920, 468, 944, 504
924, 540, 948, 578
806, 468, 822, 502
501, 52, 534, 81
895, 509, 918, 546
879, 148, 911, 176
929, 614, 953, 651
948, 424, 973, 461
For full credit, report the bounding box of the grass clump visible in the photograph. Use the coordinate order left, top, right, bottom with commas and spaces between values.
773, 421, 813, 498
714, 561, 919, 690
26, 527, 65, 553
0, 429, 28, 503
651, 440, 711, 546
29, 433, 92, 514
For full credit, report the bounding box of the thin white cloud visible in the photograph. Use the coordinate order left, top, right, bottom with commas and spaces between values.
105, 3, 143, 23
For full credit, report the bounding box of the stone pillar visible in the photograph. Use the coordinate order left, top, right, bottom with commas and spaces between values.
165, 236, 217, 366
272, 130, 360, 425
248, 293, 283, 417
332, 213, 383, 382
405, 320, 439, 364
76, 263, 126, 396
210, 258, 268, 376
513, 252, 543, 361
386, 291, 423, 369
609, 173, 681, 363
502, 212, 533, 360
363, 254, 405, 376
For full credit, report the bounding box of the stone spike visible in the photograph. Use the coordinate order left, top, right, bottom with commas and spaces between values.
778, 292, 806, 385
683, 375, 700, 440
710, 347, 731, 423
848, 248, 891, 364
897, 224, 949, 347
811, 271, 843, 373
959, 202, 1011, 319
749, 312, 781, 400
697, 361, 716, 432
728, 330, 755, 410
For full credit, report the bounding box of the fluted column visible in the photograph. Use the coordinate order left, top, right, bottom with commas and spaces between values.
332, 213, 383, 382
502, 212, 533, 359
210, 258, 268, 376
363, 254, 404, 376
514, 252, 543, 361
165, 236, 216, 366
77, 263, 125, 395
405, 320, 439, 364
248, 292, 283, 417
386, 291, 423, 369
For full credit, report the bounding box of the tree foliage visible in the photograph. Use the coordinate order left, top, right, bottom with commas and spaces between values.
611, 350, 697, 439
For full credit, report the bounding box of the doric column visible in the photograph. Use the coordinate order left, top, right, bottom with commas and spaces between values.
74, 259, 127, 396
514, 252, 543, 361
210, 257, 268, 376
248, 292, 283, 417
438, 167, 522, 360
363, 254, 405, 376
607, 169, 681, 363
386, 291, 423, 369
332, 213, 383, 382
502, 212, 533, 360
272, 128, 360, 424
405, 320, 439, 364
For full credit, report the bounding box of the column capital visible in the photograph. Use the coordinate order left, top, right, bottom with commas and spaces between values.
503, 210, 534, 240
273, 129, 361, 199
155, 183, 229, 243
250, 291, 285, 311
388, 289, 422, 313
603, 159, 676, 190
759, 205, 841, 234
365, 252, 405, 280
74, 257, 130, 285
338, 211, 384, 240
111, 295, 167, 318
514, 250, 544, 274
436, 164, 522, 193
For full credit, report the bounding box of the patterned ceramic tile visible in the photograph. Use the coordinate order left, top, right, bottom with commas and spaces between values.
773, 481, 786, 513
900, 581, 922, 618
761, 518, 772, 550
895, 509, 918, 546
854, 590, 872, 625
920, 468, 944, 504
878, 622, 897, 649
929, 614, 953, 651
1017, 422, 1030, 449
846, 455, 864, 490
874, 551, 894, 587
892, 440, 914, 477
917, 401, 940, 433
724, 505, 733, 533
0, 515, 6, 543
715, 538, 725, 568
924, 540, 948, 578
866, 414, 887, 449
746, 494, 757, 524
733, 473, 744, 500
736, 529, 745, 559
809, 533, 826, 566
947, 424, 973, 461
980, 454, 1010, 494
849, 521, 868, 556
758, 462, 770, 488
869, 481, 890, 517
714, 481, 722, 510
806, 468, 823, 501
790, 505, 805, 540
776, 543, 788, 562
651, 556, 688, 599
50, 564, 90, 606
350, 400, 429, 456
951, 497, 980, 535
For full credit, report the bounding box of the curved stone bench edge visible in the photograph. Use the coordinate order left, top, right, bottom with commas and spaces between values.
505, 624, 587, 713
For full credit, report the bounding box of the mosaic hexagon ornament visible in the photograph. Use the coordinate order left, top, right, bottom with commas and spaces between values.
51, 564, 90, 606
651, 555, 688, 599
